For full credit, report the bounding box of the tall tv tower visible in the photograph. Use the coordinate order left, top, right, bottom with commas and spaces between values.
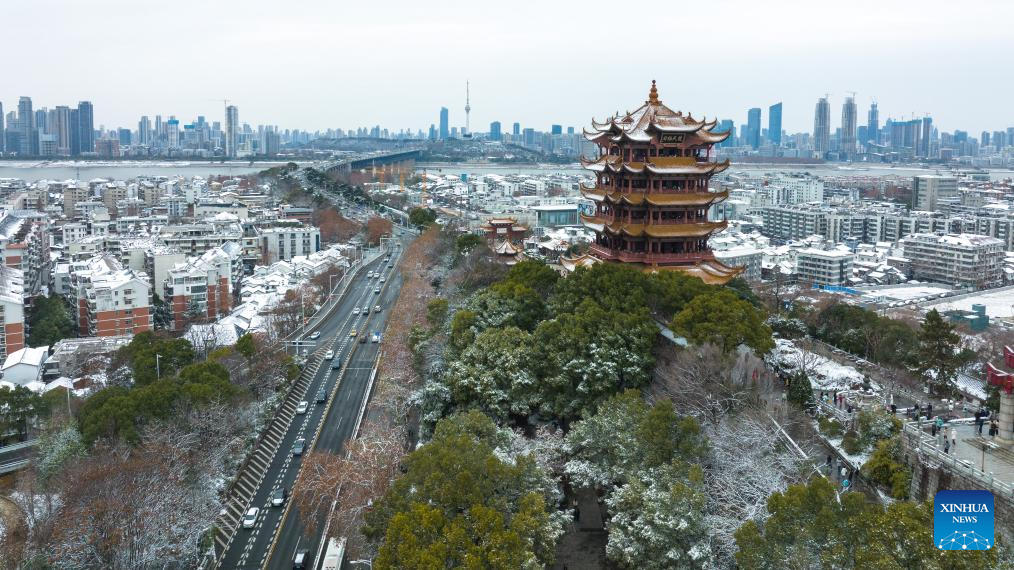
464, 80, 471, 135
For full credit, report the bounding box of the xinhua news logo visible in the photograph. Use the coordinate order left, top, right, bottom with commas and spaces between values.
934, 490, 994, 551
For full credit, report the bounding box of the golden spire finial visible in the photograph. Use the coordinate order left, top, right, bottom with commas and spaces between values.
648, 79, 659, 105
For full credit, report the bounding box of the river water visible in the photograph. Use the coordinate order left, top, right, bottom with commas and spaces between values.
0, 161, 296, 182
417, 161, 1014, 181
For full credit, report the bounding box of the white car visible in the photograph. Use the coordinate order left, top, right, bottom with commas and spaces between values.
309, 331, 321, 340
296, 401, 309, 414
367, 271, 374, 278
373, 288, 380, 295
363, 306, 370, 313
242, 507, 259, 529
325, 350, 335, 360
380, 277, 386, 283
352, 307, 360, 316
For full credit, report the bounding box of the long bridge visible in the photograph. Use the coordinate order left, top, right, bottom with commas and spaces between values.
316, 148, 422, 177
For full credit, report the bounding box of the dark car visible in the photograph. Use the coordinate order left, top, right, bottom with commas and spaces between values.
316, 388, 327, 404
331, 360, 342, 370
359, 334, 367, 344
271, 487, 287, 507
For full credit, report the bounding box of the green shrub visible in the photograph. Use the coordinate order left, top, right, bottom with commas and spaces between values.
819, 417, 843, 438
841, 430, 862, 455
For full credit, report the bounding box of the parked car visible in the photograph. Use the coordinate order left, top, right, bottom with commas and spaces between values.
309, 331, 321, 340
242, 507, 259, 529
271, 487, 287, 507
295, 401, 308, 414
292, 438, 306, 456
325, 350, 335, 360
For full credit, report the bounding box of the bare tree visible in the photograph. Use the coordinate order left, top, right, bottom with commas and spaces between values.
292, 421, 406, 558
704, 410, 805, 565
650, 343, 767, 427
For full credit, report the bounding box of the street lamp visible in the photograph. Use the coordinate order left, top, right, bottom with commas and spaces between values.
155, 353, 162, 380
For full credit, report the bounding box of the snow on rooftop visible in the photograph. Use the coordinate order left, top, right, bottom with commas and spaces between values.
923, 286, 1014, 320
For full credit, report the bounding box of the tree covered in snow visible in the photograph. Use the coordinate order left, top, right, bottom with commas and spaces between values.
466, 281, 547, 332
916, 309, 962, 396
703, 412, 803, 565
532, 299, 657, 420
442, 326, 538, 421
364, 411, 565, 569
734, 477, 999, 569
606, 465, 712, 570
565, 390, 708, 489
565, 391, 712, 567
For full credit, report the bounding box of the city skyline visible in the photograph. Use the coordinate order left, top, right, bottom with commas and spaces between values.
3, 0, 1013, 134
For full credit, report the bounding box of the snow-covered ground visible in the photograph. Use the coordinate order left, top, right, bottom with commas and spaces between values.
860, 285, 952, 303
923, 286, 1014, 320
767, 339, 869, 391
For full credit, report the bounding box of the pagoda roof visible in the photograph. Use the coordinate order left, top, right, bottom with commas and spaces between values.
584, 80, 730, 144
559, 253, 600, 272
653, 259, 743, 285
581, 156, 730, 175
581, 214, 727, 238
582, 188, 729, 206
493, 240, 523, 255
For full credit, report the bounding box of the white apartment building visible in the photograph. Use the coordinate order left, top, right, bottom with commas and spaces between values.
257, 226, 321, 263
900, 233, 1004, 290
912, 175, 957, 212
795, 248, 855, 286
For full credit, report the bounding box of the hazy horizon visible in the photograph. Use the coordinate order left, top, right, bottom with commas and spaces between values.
4, 0, 1012, 136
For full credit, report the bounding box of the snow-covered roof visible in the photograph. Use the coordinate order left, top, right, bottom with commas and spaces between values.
2, 346, 49, 370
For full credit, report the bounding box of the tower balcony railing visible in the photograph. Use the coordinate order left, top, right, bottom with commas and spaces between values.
589, 244, 710, 265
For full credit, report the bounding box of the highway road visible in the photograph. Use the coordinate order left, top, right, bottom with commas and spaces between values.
216, 233, 410, 569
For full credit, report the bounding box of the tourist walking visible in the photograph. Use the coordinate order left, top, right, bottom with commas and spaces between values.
944, 438, 950, 454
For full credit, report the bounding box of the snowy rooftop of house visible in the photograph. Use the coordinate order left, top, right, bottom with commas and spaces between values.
2, 346, 49, 370
797, 247, 854, 258
859, 285, 953, 303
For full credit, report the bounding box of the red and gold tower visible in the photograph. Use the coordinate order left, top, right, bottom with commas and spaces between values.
569, 81, 741, 284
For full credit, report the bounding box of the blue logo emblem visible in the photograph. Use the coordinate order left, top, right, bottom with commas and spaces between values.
934, 490, 994, 550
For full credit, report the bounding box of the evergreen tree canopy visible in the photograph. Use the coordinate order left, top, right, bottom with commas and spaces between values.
366, 411, 563, 569
916, 309, 961, 396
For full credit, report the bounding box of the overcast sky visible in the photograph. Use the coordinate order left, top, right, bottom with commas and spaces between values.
3, 0, 1012, 136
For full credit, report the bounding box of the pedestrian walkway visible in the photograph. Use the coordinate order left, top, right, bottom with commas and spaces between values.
920, 422, 1014, 485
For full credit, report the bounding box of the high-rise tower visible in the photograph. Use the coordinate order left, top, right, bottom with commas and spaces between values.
840, 95, 857, 161
225, 104, 239, 157
768, 102, 782, 147
439, 107, 449, 140
567, 81, 741, 284
77, 101, 94, 154
747, 107, 761, 149
813, 96, 830, 158
464, 81, 471, 136
18, 97, 35, 156
867, 101, 879, 147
